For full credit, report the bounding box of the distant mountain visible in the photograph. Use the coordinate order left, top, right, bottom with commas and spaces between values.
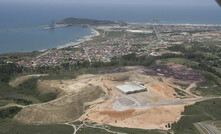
58, 17, 116, 26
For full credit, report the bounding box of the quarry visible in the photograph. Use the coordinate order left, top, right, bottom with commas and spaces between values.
12, 64, 212, 130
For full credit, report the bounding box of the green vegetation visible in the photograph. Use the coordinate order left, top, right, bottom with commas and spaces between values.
0, 35, 221, 133
0, 119, 73, 134
0, 100, 12, 107
0, 51, 42, 59
165, 41, 221, 96
16, 78, 58, 102
77, 127, 165, 134
174, 88, 187, 97
194, 71, 221, 96
172, 99, 221, 134
72, 122, 167, 134
58, 17, 115, 25
0, 51, 43, 65
0, 107, 21, 119
37, 92, 57, 102
3, 98, 32, 106
215, 67, 221, 74
161, 58, 198, 68
77, 127, 113, 134
39, 54, 154, 80
216, 0, 221, 7
0, 77, 57, 106
108, 126, 167, 134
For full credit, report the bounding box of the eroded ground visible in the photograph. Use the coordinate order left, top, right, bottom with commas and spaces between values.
13, 65, 215, 130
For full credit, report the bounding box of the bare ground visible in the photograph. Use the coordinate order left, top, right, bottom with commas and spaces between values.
13, 66, 206, 130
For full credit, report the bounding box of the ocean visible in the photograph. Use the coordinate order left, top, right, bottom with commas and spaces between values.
0, 2, 221, 54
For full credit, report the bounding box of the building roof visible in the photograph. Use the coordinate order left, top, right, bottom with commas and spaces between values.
116, 82, 147, 93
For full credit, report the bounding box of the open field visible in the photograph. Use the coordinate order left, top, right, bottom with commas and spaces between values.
0, 119, 73, 134
160, 58, 199, 68
172, 99, 221, 134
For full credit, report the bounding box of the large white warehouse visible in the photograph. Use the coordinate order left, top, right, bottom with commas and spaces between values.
115, 82, 147, 95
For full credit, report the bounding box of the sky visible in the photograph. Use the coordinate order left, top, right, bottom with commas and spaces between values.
0, 0, 218, 7
0, 0, 220, 28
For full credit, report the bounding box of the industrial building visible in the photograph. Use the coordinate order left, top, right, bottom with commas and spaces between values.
115, 82, 147, 95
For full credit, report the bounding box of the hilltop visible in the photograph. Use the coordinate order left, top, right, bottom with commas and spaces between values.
58, 17, 116, 26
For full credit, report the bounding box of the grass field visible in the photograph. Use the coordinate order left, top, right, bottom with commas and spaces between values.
2, 106, 73, 134
160, 58, 199, 67
172, 99, 221, 134
215, 67, 221, 74
71, 121, 167, 134
0, 119, 73, 134
0, 78, 57, 106
0, 100, 12, 107
194, 71, 221, 96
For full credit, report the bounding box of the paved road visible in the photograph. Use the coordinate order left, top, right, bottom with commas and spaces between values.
152, 25, 160, 40
113, 96, 220, 111
198, 123, 221, 134
83, 48, 91, 63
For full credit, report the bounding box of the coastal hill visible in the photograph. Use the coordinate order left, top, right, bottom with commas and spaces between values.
58, 17, 116, 26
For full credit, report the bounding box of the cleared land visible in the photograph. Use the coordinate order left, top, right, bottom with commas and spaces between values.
8, 65, 219, 131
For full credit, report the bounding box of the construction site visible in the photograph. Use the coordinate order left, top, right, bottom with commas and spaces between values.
11, 64, 211, 130
115, 81, 147, 95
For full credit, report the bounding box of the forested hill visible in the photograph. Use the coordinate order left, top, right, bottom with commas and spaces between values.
58, 17, 116, 25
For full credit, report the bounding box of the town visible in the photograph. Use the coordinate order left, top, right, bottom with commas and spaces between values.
16, 24, 221, 67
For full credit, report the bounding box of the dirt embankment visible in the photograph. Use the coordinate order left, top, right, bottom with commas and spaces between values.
14, 85, 105, 124
147, 82, 177, 99
37, 80, 65, 97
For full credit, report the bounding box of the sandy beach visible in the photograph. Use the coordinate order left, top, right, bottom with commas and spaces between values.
57, 27, 100, 49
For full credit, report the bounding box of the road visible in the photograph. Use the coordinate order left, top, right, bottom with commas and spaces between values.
113, 96, 220, 111
162, 78, 199, 98
62, 121, 126, 134
198, 123, 221, 134
83, 48, 91, 63
152, 25, 162, 42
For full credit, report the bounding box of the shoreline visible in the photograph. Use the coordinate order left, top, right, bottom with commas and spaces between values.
128, 22, 221, 26
0, 23, 220, 55
0, 27, 100, 55
56, 27, 100, 49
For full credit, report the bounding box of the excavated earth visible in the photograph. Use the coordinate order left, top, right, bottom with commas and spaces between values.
14, 65, 202, 130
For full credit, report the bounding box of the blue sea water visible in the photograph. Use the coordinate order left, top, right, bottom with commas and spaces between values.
0, 1, 221, 54
0, 27, 93, 54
